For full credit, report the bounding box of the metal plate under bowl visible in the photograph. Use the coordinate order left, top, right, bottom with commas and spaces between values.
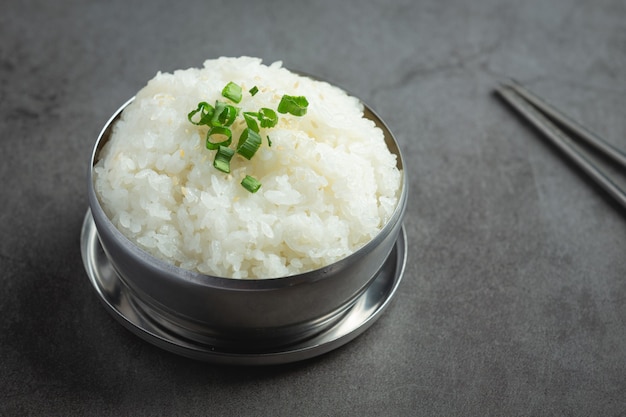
80, 210, 407, 365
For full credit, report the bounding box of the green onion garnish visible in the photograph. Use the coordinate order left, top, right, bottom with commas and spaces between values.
212, 101, 239, 127
243, 112, 260, 133
213, 145, 234, 173
241, 175, 261, 193
222, 82, 242, 103
237, 128, 262, 160
188, 102, 214, 125
205, 126, 232, 150
257, 108, 278, 128
188, 83, 309, 192
277, 95, 309, 116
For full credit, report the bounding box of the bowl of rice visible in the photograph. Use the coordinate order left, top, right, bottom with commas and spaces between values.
86, 57, 407, 355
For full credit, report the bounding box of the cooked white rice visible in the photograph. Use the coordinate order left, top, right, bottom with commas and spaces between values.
94, 57, 402, 279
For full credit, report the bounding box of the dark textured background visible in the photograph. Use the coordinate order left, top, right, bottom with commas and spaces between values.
2, 0, 625, 415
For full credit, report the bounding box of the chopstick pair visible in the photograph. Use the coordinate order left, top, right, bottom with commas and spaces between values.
496, 81, 626, 210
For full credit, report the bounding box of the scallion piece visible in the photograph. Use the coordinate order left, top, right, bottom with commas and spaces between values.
277, 95, 308, 116
188, 102, 214, 125
267, 135, 272, 147
257, 108, 278, 128
205, 126, 232, 150
213, 145, 234, 173
241, 175, 261, 193
222, 82, 242, 103
236, 128, 262, 160
212, 101, 239, 127
249, 86, 259, 96
243, 112, 260, 133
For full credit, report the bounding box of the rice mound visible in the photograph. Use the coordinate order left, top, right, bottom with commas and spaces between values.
94, 57, 402, 279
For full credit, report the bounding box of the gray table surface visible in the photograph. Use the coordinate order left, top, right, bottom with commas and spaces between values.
2, 0, 625, 415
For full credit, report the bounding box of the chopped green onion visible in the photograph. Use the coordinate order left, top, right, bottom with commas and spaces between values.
257, 108, 278, 128
188, 102, 214, 125
213, 145, 234, 173
205, 126, 232, 150
188, 88, 309, 192
241, 175, 261, 193
277, 95, 308, 116
222, 82, 242, 103
236, 128, 262, 160
244, 108, 277, 130
211, 101, 239, 127
243, 112, 260, 133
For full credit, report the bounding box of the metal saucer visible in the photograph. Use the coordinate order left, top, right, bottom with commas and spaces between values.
80, 210, 407, 365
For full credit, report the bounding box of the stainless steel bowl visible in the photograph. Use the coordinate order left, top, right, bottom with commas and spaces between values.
87, 96, 407, 351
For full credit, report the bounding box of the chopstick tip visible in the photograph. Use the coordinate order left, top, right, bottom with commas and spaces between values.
494, 83, 514, 98
498, 77, 523, 90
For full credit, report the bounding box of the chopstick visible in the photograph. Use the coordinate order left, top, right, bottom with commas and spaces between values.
495, 81, 626, 210
505, 81, 626, 167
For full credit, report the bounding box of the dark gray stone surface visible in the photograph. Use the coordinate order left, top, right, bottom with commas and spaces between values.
1, 0, 625, 415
